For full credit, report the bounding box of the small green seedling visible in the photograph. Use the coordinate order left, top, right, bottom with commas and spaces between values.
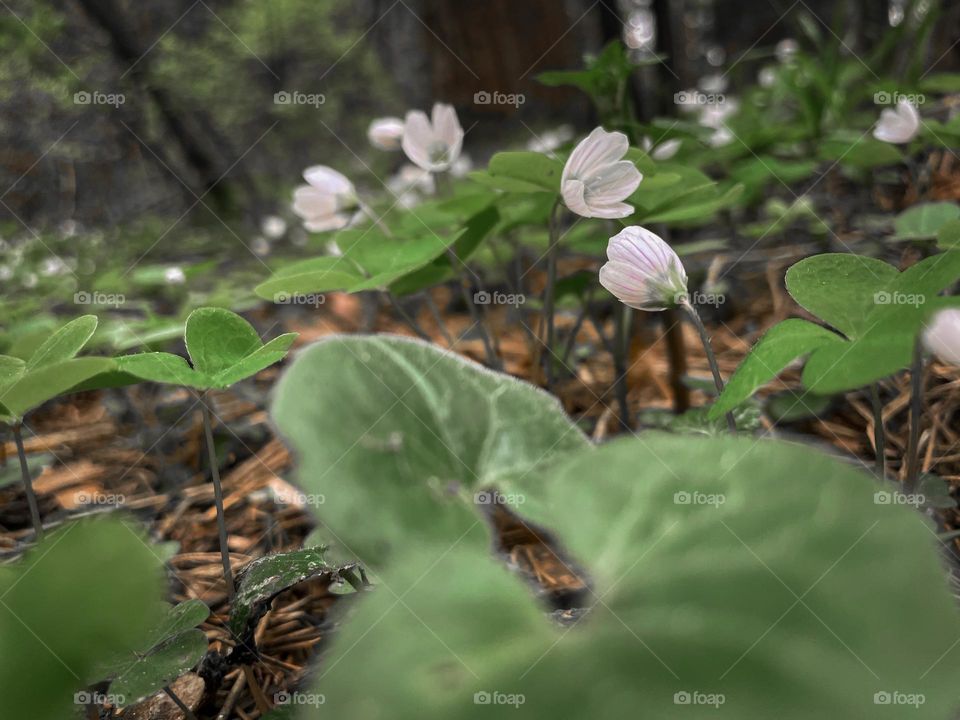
0, 315, 115, 538
117, 307, 297, 602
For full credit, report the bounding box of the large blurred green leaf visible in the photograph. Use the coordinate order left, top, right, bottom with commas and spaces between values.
891, 202, 960, 242
0, 518, 166, 719
271, 335, 589, 564
308, 436, 960, 719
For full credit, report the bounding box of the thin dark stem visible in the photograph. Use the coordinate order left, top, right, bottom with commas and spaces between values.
681, 300, 737, 434
12, 423, 42, 539
385, 292, 431, 342
543, 199, 563, 389
905, 338, 924, 493
200, 395, 235, 603
561, 289, 594, 367
163, 685, 199, 720
612, 303, 631, 429
662, 310, 690, 413
446, 247, 499, 369
422, 292, 454, 347
870, 383, 886, 478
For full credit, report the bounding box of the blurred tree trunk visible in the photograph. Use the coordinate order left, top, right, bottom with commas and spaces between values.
73, 0, 261, 218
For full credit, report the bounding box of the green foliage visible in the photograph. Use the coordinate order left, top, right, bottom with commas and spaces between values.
0, 518, 167, 719
96, 600, 210, 708
271, 335, 590, 564
892, 202, 960, 242
714, 252, 960, 413
0, 316, 115, 421
117, 308, 296, 390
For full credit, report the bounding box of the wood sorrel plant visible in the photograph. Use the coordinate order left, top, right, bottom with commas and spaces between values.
0, 315, 115, 538
115, 307, 296, 601
599, 226, 737, 432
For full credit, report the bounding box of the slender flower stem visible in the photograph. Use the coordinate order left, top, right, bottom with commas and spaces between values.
199, 394, 235, 603
905, 338, 924, 493
422, 292, 454, 347
163, 686, 199, 720
681, 299, 737, 434
662, 309, 690, 413
384, 292, 431, 342
357, 200, 394, 237
612, 303, 632, 429
446, 247, 499, 369
12, 423, 42, 539
543, 198, 563, 389
870, 383, 886, 478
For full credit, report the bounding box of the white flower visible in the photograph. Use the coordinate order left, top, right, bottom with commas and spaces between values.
873, 100, 920, 144
758, 66, 777, 88
526, 124, 574, 154
642, 136, 681, 161
368, 117, 405, 151
292, 165, 356, 232
775, 38, 799, 64
599, 226, 688, 311
923, 308, 960, 365
706, 126, 734, 148
401, 103, 464, 172
251, 236, 271, 256
450, 152, 473, 178
561, 127, 642, 219
260, 215, 287, 240
387, 163, 435, 196
164, 266, 185, 285
699, 73, 727, 94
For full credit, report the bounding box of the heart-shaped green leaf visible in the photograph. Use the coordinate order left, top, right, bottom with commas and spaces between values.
117, 308, 297, 390
271, 335, 590, 564
0, 356, 116, 421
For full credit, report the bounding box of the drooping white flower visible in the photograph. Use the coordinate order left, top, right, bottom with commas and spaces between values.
873, 100, 920, 144
368, 117, 405, 151
561, 127, 642, 219
401, 103, 464, 172
598, 226, 688, 311
923, 308, 960, 365
642, 136, 682, 161
526, 125, 574, 154
292, 165, 356, 232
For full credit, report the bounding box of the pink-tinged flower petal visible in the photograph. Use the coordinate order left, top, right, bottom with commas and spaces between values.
431, 103, 464, 153
924, 308, 960, 365
561, 127, 639, 218
874, 100, 920, 144
303, 166, 353, 196
292, 186, 338, 218
652, 138, 681, 160
368, 117, 404, 151
401, 110, 435, 171
303, 213, 351, 233
599, 226, 687, 311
